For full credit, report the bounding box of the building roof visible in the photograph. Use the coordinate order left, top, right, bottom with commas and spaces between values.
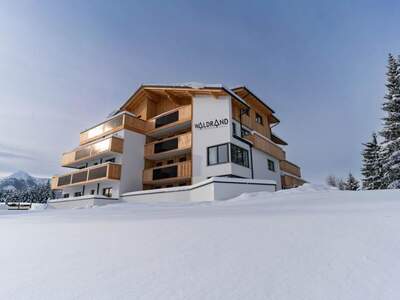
118, 83, 250, 114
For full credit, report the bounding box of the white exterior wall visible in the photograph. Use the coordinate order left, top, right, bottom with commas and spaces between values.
118, 130, 145, 193
252, 147, 282, 190
192, 94, 233, 183
122, 177, 276, 203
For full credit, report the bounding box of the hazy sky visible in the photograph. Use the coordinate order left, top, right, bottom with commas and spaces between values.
0, 0, 399, 182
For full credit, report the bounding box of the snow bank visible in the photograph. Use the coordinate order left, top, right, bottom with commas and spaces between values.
0, 188, 400, 300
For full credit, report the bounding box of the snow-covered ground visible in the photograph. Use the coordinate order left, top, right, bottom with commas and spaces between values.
1, 184, 400, 300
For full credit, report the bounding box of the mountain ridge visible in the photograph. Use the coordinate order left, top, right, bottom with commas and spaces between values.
0, 171, 49, 192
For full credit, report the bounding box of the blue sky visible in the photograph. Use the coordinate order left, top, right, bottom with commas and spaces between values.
0, 0, 399, 182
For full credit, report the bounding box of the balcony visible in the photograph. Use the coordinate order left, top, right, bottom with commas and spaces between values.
51, 162, 121, 189
142, 160, 191, 185
281, 174, 306, 189
80, 112, 148, 145
144, 132, 192, 160
146, 105, 192, 138
62, 136, 124, 167
244, 134, 286, 161
279, 160, 301, 178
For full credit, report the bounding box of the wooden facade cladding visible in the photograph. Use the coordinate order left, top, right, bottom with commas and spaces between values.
280, 160, 301, 178
61, 136, 124, 167
79, 113, 147, 145
144, 132, 192, 159
232, 102, 272, 139
244, 134, 286, 161
281, 174, 305, 189
142, 160, 192, 185
51, 162, 121, 189
146, 105, 192, 133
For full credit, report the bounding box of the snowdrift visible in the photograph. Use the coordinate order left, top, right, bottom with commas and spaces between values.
0, 185, 399, 300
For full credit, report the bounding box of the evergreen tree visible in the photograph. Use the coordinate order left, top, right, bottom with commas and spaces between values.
361, 133, 382, 189
344, 172, 360, 191
379, 54, 400, 188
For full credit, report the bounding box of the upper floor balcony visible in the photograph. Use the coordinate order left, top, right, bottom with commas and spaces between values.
144, 132, 192, 160
79, 112, 148, 145
62, 136, 124, 168
279, 160, 301, 178
146, 105, 192, 138
142, 160, 191, 185
281, 174, 306, 189
51, 162, 121, 190
243, 133, 286, 161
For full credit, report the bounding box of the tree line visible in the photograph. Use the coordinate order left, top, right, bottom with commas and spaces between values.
327, 54, 400, 190
0, 182, 54, 203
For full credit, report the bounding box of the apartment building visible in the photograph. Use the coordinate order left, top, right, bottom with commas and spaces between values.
51, 83, 305, 202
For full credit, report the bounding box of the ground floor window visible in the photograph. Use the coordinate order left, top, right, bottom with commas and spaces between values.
231, 144, 249, 168
90, 189, 95, 195
74, 192, 82, 197
207, 143, 229, 165
207, 143, 250, 168
63, 193, 69, 198
102, 187, 112, 197
267, 159, 275, 172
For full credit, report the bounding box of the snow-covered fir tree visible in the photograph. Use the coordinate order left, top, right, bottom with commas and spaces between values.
379, 54, 400, 189
343, 172, 360, 191
361, 133, 382, 189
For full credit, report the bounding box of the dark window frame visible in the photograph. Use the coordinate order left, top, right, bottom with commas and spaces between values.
255, 113, 263, 125
102, 187, 113, 197
231, 143, 250, 168
267, 159, 275, 172
207, 143, 229, 166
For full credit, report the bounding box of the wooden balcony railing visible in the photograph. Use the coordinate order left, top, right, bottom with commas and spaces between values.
280, 160, 301, 178
144, 132, 192, 159
147, 105, 192, 134
51, 162, 121, 189
244, 134, 286, 161
62, 136, 124, 167
281, 174, 306, 189
142, 160, 191, 185
79, 112, 148, 145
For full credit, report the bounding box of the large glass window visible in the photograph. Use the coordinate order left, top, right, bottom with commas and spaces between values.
207, 144, 229, 165
153, 165, 178, 180
231, 144, 249, 168
154, 138, 178, 153
155, 111, 179, 128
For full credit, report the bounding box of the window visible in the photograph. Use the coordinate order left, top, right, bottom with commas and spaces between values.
268, 159, 275, 172
153, 165, 178, 180
232, 123, 237, 136
207, 144, 229, 165
241, 128, 251, 137
63, 193, 70, 198
167, 160, 174, 165
103, 187, 112, 197
231, 144, 249, 168
156, 162, 163, 167
255, 113, 263, 125
179, 156, 187, 162
155, 111, 179, 128
105, 158, 115, 163
90, 189, 95, 195
154, 138, 178, 153
74, 192, 82, 197
240, 108, 250, 116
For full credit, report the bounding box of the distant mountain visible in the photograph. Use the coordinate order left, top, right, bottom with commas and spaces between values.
0, 171, 49, 192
